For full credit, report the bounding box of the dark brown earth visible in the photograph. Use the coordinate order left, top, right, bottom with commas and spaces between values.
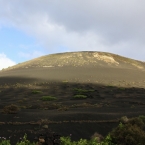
0, 51, 145, 144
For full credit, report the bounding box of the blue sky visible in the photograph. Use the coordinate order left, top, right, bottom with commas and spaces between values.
0, 0, 145, 70
0, 26, 44, 62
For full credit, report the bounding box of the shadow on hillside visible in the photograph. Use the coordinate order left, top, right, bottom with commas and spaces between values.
0, 76, 145, 144
0, 76, 39, 85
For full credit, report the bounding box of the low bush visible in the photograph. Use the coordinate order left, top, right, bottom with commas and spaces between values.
41, 96, 57, 101
2, 104, 19, 114
0, 134, 114, 145
110, 117, 145, 145
32, 90, 42, 94
73, 95, 87, 99
73, 88, 95, 98
128, 117, 144, 128
61, 134, 113, 145
16, 134, 35, 145
120, 116, 129, 124
91, 132, 104, 143
60, 136, 92, 145
0, 140, 11, 145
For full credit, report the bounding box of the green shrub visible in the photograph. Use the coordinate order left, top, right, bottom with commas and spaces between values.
60, 136, 72, 145
0, 140, 11, 145
0, 135, 114, 145
60, 136, 92, 145
2, 104, 20, 114
100, 134, 114, 145
41, 96, 57, 101
16, 134, 35, 145
73, 95, 87, 99
60, 136, 114, 145
128, 117, 144, 128
110, 122, 145, 145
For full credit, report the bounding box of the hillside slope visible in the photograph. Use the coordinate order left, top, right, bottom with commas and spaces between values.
2, 51, 145, 70
0, 51, 145, 87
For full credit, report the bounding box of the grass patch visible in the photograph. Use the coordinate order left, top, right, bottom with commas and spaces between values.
73, 95, 87, 99
41, 96, 57, 101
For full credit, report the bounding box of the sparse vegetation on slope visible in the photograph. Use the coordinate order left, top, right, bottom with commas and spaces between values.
3, 51, 145, 70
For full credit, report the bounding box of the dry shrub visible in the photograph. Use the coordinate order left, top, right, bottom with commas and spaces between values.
91, 132, 104, 143
128, 117, 144, 128
35, 131, 61, 145
120, 116, 129, 124
110, 118, 145, 145
45, 103, 60, 110
57, 106, 69, 111
2, 104, 19, 114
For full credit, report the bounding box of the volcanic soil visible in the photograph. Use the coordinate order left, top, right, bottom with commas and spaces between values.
0, 51, 145, 144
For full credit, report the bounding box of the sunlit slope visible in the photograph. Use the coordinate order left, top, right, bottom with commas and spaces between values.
0, 51, 145, 87
2, 51, 145, 70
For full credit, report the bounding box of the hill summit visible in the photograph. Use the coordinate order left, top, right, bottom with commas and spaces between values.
3, 51, 145, 70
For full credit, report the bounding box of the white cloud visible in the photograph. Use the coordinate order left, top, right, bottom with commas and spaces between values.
0, 53, 16, 70
0, 0, 145, 61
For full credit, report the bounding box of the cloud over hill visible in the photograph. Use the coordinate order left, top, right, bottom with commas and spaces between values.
0, 53, 16, 70
0, 0, 145, 62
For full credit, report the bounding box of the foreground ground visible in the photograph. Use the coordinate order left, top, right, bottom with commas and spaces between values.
0, 80, 145, 144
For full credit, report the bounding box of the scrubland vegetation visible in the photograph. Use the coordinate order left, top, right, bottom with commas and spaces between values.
0, 116, 145, 145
